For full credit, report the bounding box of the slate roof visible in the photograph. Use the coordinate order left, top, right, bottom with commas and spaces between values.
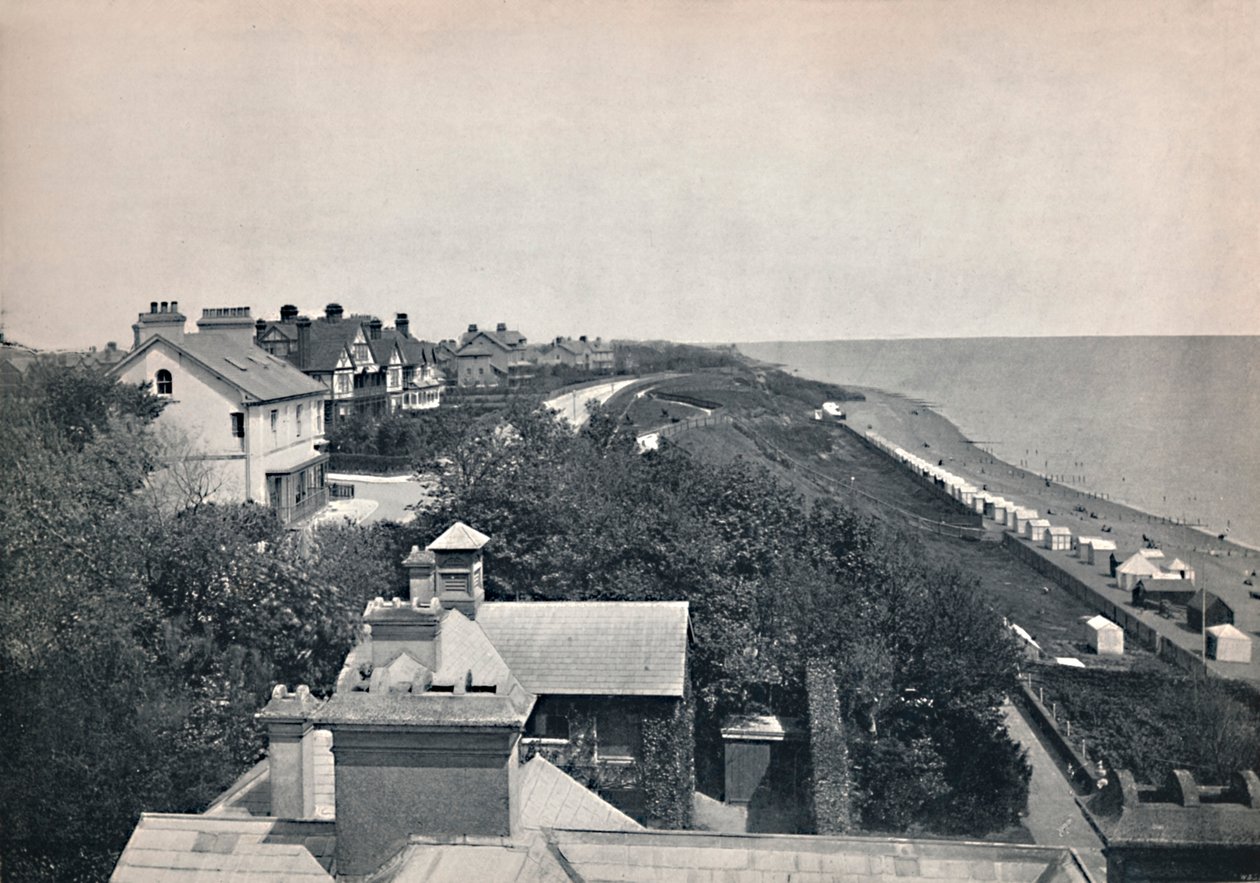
110, 814, 335, 882
546, 829, 1092, 883
386, 832, 571, 883
427, 521, 491, 550
518, 756, 642, 833
476, 601, 690, 696
113, 334, 327, 403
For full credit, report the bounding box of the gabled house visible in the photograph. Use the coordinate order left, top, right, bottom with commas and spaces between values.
256, 305, 447, 425
453, 322, 537, 387
538, 335, 615, 374
111, 303, 331, 523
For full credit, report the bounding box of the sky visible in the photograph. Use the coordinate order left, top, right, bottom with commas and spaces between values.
2, 0, 1257, 350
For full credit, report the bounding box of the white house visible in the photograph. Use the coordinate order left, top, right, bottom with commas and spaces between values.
113, 303, 331, 523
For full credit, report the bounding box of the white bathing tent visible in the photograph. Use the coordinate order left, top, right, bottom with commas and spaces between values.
1138, 548, 1166, 560
1206, 624, 1252, 663
1075, 536, 1100, 559
1083, 614, 1124, 656
988, 497, 1009, 523
1116, 552, 1164, 590
1043, 526, 1072, 551
1161, 557, 1195, 581
1026, 519, 1051, 542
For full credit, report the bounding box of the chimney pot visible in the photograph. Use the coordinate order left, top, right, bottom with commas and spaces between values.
496, 322, 507, 332
468, 324, 478, 333
170, 300, 179, 314
280, 304, 299, 322
150, 301, 158, 313
325, 303, 344, 323
160, 301, 169, 313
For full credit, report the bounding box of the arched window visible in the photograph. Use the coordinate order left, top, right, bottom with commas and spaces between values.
155, 369, 173, 396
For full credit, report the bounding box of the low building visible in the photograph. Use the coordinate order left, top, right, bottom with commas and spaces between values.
453, 322, 536, 387
1083, 614, 1124, 656
111, 303, 330, 523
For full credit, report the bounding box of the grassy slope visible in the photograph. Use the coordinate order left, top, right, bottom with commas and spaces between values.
630, 367, 1166, 667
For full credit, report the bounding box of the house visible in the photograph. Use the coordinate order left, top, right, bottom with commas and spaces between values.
1083, 614, 1124, 656
110, 520, 1095, 882
539, 335, 615, 374
111, 303, 331, 523
256, 305, 447, 426
453, 322, 537, 387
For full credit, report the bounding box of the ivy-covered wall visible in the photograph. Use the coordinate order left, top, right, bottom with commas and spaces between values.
805, 660, 854, 834
519, 689, 694, 828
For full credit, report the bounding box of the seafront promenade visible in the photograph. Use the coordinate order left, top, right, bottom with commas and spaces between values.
843, 390, 1260, 685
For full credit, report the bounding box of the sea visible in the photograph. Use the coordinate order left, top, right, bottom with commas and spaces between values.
738, 337, 1260, 549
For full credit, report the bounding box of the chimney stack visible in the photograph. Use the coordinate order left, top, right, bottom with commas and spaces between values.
325, 303, 344, 323
496, 322, 507, 333
467, 323, 478, 334
280, 304, 299, 322
132, 300, 187, 347
255, 684, 324, 819
296, 317, 312, 370
196, 306, 256, 346
255, 318, 267, 342
363, 596, 441, 672
580, 335, 588, 342
395, 313, 410, 338
368, 318, 383, 340
402, 546, 436, 603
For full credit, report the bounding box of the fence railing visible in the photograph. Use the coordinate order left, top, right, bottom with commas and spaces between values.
329, 482, 355, 499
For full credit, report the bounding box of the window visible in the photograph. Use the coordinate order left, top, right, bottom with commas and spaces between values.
230, 413, 244, 439
295, 404, 303, 437
270, 409, 278, 438
527, 710, 571, 740
155, 369, 173, 396
596, 710, 640, 761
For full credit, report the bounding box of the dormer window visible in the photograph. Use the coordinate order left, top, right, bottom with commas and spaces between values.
155, 369, 173, 396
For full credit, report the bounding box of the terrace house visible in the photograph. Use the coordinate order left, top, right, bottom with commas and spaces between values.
256, 305, 447, 426
111, 302, 330, 523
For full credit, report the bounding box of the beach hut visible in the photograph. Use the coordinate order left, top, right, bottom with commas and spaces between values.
1116, 552, 1164, 590
988, 497, 1009, 522
1187, 591, 1234, 632
974, 493, 991, 515
1011, 508, 1038, 535
1083, 614, 1124, 656
1026, 519, 1051, 543
1206, 624, 1253, 664
1002, 503, 1021, 529
1075, 536, 1100, 559
1138, 548, 1166, 560
1084, 539, 1117, 565
1043, 526, 1072, 551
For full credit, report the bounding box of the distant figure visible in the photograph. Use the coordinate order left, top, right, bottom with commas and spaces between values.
1109, 552, 1119, 578
1045, 478, 1051, 487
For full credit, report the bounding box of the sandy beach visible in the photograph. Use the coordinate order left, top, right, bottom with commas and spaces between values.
842, 387, 1260, 653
